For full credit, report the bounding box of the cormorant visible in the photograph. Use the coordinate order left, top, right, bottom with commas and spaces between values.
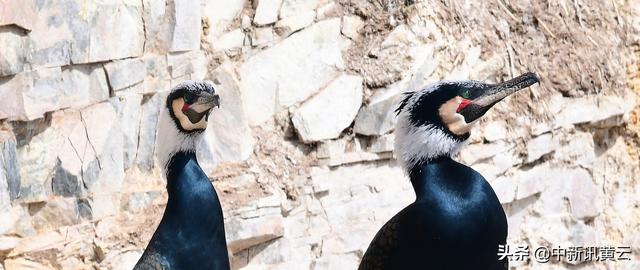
135, 81, 230, 270
359, 72, 540, 270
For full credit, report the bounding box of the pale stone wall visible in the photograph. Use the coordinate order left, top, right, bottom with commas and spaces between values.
1, 1, 639, 270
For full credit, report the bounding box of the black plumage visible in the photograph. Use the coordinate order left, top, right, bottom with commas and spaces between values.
359, 156, 508, 270
135, 152, 230, 270
135, 81, 229, 270
360, 73, 539, 270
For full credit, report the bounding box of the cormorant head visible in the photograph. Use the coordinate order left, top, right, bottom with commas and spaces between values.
166, 80, 220, 133
157, 81, 220, 173
394, 72, 539, 171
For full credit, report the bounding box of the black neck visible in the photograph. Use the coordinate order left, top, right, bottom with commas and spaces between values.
408, 156, 469, 199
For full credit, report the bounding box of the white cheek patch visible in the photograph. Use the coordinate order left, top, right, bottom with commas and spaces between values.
171, 98, 208, 131
438, 97, 477, 135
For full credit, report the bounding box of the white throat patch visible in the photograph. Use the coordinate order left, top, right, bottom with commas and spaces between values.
394, 84, 471, 172
156, 106, 204, 174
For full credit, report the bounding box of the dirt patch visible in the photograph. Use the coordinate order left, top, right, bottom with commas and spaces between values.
340, 0, 412, 90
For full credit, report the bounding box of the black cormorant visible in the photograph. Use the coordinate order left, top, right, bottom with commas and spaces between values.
359, 72, 540, 270
135, 81, 230, 270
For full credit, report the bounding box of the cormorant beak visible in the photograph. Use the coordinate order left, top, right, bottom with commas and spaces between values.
188, 93, 220, 113
458, 72, 539, 123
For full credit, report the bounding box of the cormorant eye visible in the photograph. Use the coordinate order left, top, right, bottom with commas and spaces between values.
461, 89, 471, 99
184, 93, 195, 104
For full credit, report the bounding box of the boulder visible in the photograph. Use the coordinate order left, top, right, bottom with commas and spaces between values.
104, 58, 146, 91
0, 27, 27, 77
251, 28, 275, 46
61, 64, 111, 107
136, 91, 167, 171
213, 29, 245, 51
0, 131, 20, 204
142, 54, 170, 94
29, 198, 80, 232
274, 11, 316, 36
225, 214, 285, 253
110, 94, 143, 170
341, 16, 364, 40
554, 95, 636, 128
240, 18, 350, 125
201, 64, 255, 164
202, 0, 246, 38
280, 0, 318, 19
526, 133, 558, 162
0, 67, 66, 121
0, 1, 35, 30
170, 0, 201, 52
292, 74, 363, 143
254, 0, 282, 26
80, 102, 124, 195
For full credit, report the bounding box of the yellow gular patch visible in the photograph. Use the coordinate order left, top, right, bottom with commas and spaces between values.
171, 98, 208, 131
438, 96, 477, 135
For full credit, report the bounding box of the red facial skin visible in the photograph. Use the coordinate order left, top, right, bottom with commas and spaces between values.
456, 98, 472, 113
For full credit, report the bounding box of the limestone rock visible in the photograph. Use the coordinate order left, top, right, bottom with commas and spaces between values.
554, 95, 636, 128
490, 177, 516, 204
482, 120, 508, 142
142, 54, 170, 94
80, 102, 124, 195
201, 64, 255, 164
136, 91, 167, 170
292, 74, 363, 143
514, 167, 548, 200
14, 119, 65, 202
274, 11, 316, 36
202, 0, 246, 38
226, 215, 285, 253
170, 0, 201, 52
0, 131, 20, 204
103, 251, 143, 270
353, 94, 399, 136
254, 0, 282, 26
316, 2, 338, 20
240, 18, 350, 125
458, 141, 513, 165
251, 28, 275, 46
554, 132, 596, 168
567, 169, 601, 219
0, 67, 66, 121
0, 27, 28, 77
28, 0, 144, 64
213, 29, 245, 51
61, 64, 111, 107
312, 253, 360, 270
368, 134, 395, 153
110, 94, 143, 170
121, 191, 163, 213
526, 133, 559, 163
80, 194, 120, 221
0, 1, 35, 30
104, 58, 146, 91
29, 198, 80, 231
200, 65, 254, 162
317, 139, 347, 159
341, 16, 364, 40
280, 0, 318, 19
83, 2, 144, 62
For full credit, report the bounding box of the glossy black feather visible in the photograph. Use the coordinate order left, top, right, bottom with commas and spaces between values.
135, 151, 230, 270
359, 156, 508, 270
